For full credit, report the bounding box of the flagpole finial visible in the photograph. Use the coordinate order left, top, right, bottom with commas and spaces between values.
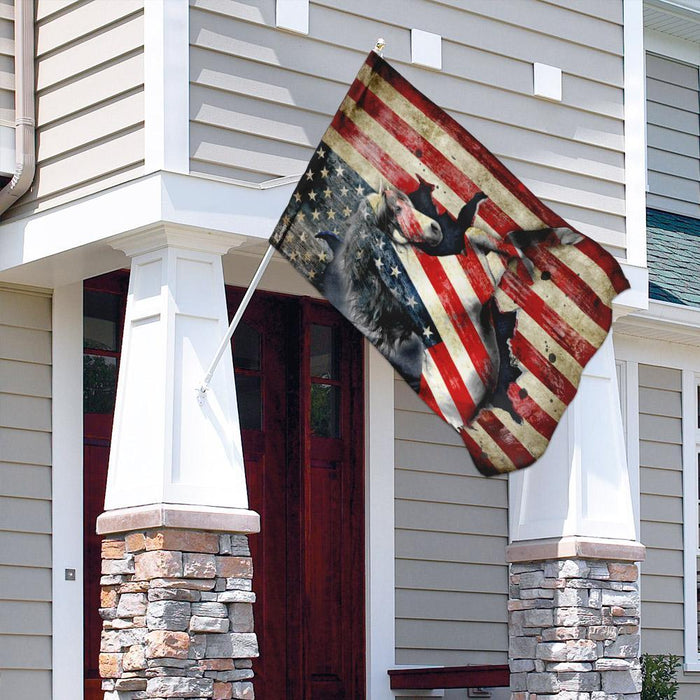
373, 38, 386, 56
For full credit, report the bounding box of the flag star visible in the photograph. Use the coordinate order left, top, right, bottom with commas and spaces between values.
316, 146, 326, 158
406, 296, 418, 309
306, 170, 314, 181
293, 192, 302, 203
324, 187, 332, 198
342, 206, 352, 217
340, 186, 349, 196
308, 269, 317, 279
336, 165, 345, 177
378, 238, 386, 249
390, 266, 400, 278
355, 250, 363, 259
356, 184, 365, 195
360, 231, 369, 240
289, 250, 299, 262
308, 190, 317, 201
374, 257, 383, 270
282, 215, 291, 227
422, 326, 434, 339
304, 252, 312, 261
297, 212, 306, 222
311, 210, 321, 221
327, 209, 336, 220
318, 250, 328, 263
299, 231, 307, 242
320, 167, 329, 178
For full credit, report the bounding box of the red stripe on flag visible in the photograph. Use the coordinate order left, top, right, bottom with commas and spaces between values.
426, 343, 476, 423
506, 383, 558, 439
365, 52, 569, 231
499, 271, 599, 367
509, 331, 577, 404
575, 238, 630, 295
476, 410, 535, 469
456, 248, 495, 305
457, 427, 505, 476
412, 248, 495, 388
525, 245, 613, 331
330, 111, 418, 193
418, 377, 444, 421
426, 343, 478, 425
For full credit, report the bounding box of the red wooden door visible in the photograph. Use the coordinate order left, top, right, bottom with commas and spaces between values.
82, 272, 128, 700
299, 300, 366, 700
229, 291, 365, 700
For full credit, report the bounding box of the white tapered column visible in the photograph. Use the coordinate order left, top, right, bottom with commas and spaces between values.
509, 334, 638, 548
97, 227, 258, 533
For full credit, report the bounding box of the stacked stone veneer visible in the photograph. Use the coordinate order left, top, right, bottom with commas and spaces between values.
509, 559, 641, 699
99, 529, 257, 700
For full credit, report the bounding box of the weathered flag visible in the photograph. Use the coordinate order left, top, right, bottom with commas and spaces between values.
270, 50, 629, 476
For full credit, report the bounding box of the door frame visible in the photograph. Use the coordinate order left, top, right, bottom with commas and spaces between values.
53, 274, 400, 700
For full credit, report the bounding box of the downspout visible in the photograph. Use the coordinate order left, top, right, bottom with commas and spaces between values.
0, 0, 35, 215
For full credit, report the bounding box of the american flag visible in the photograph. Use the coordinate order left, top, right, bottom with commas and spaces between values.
270, 50, 628, 476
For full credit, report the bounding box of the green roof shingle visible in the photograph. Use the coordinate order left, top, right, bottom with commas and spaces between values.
646, 208, 700, 308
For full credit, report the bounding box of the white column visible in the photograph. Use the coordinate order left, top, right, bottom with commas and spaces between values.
98, 226, 258, 532
509, 335, 638, 549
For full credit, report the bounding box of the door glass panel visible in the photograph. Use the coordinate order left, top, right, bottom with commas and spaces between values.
236, 375, 262, 431
311, 383, 340, 438
234, 322, 261, 371
310, 324, 338, 379
84, 354, 118, 414
84, 290, 120, 351
234, 322, 263, 431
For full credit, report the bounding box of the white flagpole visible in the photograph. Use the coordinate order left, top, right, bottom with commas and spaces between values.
197, 244, 276, 402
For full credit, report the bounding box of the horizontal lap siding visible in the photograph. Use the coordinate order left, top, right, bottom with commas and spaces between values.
646, 53, 700, 218
394, 378, 509, 666
6, 0, 145, 220
0, 287, 52, 700
635, 363, 700, 697
189, 0, 627, 256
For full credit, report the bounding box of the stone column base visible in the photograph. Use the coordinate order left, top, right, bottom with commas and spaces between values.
507, 540, 644, 700
98, 528, 257, 700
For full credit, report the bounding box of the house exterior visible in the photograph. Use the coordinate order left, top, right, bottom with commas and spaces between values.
0, 1, 698, 699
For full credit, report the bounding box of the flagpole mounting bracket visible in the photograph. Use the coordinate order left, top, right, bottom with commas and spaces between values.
373, 38, 385, 56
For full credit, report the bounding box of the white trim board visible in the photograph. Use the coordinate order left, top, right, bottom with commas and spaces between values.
365, 343, 397, 699
624, 0, 648, 268
645, 28, 700, 65
144, 0, 189, 174
51, 283, 85, 700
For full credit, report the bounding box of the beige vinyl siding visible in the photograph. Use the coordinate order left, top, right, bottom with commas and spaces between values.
394, 378, 509, 666
0, 286, 52, 699
0, 0, 13, 126
6, 0, 145, 220
646, 53, 700, 218
189, 0, 627, 257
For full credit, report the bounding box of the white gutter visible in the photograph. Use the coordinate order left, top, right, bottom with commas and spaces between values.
0, 0, 35, 216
